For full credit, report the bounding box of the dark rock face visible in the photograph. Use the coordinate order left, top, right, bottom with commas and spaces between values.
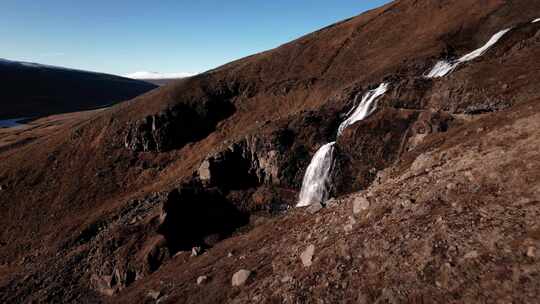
198, 142, 265, 191
382, 77, 433, 110
125, 97, 236, 152
197, 135, 289, 190
334, 108, 420, 194
411, 110, 453, 135
194, 108, 342, 212
83, 187, 248, 295
195, 133, 297, 212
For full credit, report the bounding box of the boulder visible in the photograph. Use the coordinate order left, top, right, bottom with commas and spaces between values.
147, 290, 161, 300
197, 276, 208, 285
300, 245, 316, 267
307, 202, 324, 214
353, 196, 370, 215
232, 269, 252, 286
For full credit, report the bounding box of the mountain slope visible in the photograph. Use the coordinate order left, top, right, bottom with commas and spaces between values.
1, 0, 540, 302
0, 59, 157, 119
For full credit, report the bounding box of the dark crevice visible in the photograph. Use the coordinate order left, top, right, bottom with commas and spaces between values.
157, 184, 249, 254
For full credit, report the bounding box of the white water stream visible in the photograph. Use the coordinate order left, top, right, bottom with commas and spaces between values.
337, 83, 389, 136
298, 25, 515, 207
297, 83, 388, 207
297, 142, 337, 207
426, 28, 511, 78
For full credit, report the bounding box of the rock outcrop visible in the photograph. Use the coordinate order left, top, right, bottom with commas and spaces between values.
125, 90, 236, 152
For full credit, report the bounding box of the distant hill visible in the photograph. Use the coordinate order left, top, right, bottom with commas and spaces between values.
124, 71, 194, 86
139, 78, 179, 86
0, 59, 157, 119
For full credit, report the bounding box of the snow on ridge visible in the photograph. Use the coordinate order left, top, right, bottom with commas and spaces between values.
124, 71, 195, 80
426, 28, 512, 78
533, 18, 540, 24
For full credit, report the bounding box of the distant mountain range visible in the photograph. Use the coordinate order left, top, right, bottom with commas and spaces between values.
124, 71, 195, 86
0, 59, 157, 119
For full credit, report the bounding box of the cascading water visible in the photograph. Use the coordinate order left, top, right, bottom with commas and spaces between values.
297, 142, 336, 207
298, 26, 516, 207
426, 28, 511, 78
296, 83, 389, 207
337, 83, 389, 136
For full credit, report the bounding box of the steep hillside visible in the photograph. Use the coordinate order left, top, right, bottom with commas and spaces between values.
1, 0, 540, 302
0, 59, 157, 119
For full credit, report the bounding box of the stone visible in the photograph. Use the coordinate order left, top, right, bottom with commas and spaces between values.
344, 216, 357, 232
353, 196, 370, 215
527, 246, 536, 258
300, 245, 316, 267
91, 274, 116, 296
156, 296, 169, 304
464, 250, 479, 259
197, 275, 208, 285
446, 183, 457, 190
281, 275, 292, 283
399, 198, 412, 208
326, 198, 339, 207
198, 160, 212, 182
344, 224, 354, 232
147, 290, 161, 300
307, 202, 324, 214
231, 269, 252, 286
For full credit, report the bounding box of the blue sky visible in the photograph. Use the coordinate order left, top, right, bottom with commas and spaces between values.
0, 0, 390, 76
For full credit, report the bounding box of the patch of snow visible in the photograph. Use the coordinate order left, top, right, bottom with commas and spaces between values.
124, 71, 195, 80
297, 142, 336, 207
533, 18, 540, 24
337, 83, 389, 136
426, 28, 512, 78
0, 117, 29, 128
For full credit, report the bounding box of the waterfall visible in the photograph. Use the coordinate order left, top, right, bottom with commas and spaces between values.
297, 142, 336, 207
426, 28, 511, 78
337, 83, 389, 136
425, 60, 459, 79
297, 82, 389, 207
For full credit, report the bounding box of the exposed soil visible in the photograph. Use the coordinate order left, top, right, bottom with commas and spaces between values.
1, 0, 540, 303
